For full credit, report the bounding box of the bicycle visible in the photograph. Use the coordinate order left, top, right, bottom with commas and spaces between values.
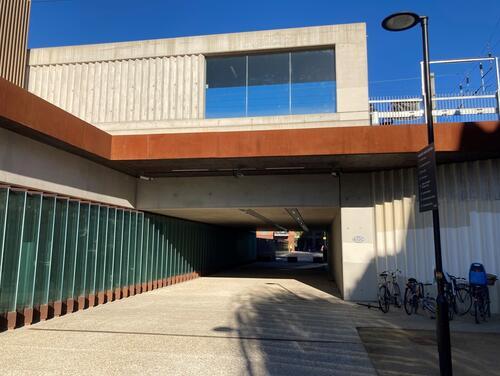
445, 273, 472, 317
378, 269, 402, 313
404, 279, 436, 318
468, 263, 498, 324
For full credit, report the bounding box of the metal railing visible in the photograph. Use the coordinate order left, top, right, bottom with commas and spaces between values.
370, 92, 500, 125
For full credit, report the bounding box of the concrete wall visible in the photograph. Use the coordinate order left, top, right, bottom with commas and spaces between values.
329, 212, 344, 296
371, 159, 500, 312
0, 128, 136, 207
136, 174, 340, 210
28, 55, 205, 124
27, 23, 369, 134
338, 173, 377, 301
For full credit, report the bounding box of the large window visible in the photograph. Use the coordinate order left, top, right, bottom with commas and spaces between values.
206, 48, 336, 118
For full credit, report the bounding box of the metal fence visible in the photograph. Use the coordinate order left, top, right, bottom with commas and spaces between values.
370, 92, 500, 125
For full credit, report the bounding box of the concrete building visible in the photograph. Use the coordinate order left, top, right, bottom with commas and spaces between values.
1, 21, 500, 330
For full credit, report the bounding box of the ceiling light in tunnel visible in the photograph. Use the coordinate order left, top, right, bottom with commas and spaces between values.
286, 208, 309, 232
265, 166, 305, 170
239, 209, 287, 231
171, 169, 210, 172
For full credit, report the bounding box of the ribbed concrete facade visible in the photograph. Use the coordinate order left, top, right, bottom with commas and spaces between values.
27, 24, 369, 134
0, 0, 30, 87
28, 54, 206, 124
371, 159, 500, 311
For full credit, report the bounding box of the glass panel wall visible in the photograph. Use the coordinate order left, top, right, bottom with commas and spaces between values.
0, 191, 25, 313
48, 198, 68, 303
16, 193, 42, 310
74, 203, 89, 299
206, 48, 336, 118
0, 186, 256, 325
62, 201, 79, 302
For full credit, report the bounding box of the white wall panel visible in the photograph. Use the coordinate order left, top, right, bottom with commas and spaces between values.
372, 159, 500, 312
27, 55, 205, 126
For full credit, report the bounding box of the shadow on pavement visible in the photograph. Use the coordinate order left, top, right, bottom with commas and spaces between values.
358, 327, 500, 376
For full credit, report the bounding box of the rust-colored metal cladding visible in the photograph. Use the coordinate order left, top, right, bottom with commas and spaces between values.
97, 292, 105, 305
106, 290, 114, 302
6, 311, 17, 330
122, 286, 129, 298
114, 288, 122, 300
23, 308, 33, 326
78, 296, 87, 311
88, 294, 96, 308
0, 78, 111, 160
39, 304, 49, 321
110, 122, 500, 162
66, 298, 76, 314
53, 301, 63, 317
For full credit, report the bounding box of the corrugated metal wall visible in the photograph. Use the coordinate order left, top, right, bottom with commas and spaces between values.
0, 185, 255, 330
0, 0, 30, 87
27, 54, 205, 124
372, 158, 500, 311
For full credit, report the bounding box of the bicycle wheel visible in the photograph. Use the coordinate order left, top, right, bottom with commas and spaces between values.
393, 283, 402, 308
455, 286, 472, 316
404, 287, 416, 315
424, 297, 436, 319
378, 285, 390, 313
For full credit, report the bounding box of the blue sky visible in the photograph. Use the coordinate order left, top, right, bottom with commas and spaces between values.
29, 0, 500, 97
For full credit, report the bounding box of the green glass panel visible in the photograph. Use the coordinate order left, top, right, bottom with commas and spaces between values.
74, 203, 89, 298
149, 219, 156, 282
135, 214, 143, 284
0, 191, 25, 313
104, 208, 116, 291
172, 220, 178, 276
95, 207, 108, 293
0, 189, 9, 298
113, 210, 123, 289
62, 201, 79, 301
121, 211, 130, 288
160, 221, 166, 279
85, 205, 99, 295
166, 218, 172, 278
49, 199, 68, 303
34, 197, 56, 306
141, 216, 149, 283
16, 193, 42, 310
181, 222, 187, 275
129, 212, 138, 286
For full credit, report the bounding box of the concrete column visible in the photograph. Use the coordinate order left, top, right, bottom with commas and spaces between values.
338, 173, 377, 301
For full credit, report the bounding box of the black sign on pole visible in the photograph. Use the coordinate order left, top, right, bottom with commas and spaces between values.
417, 143, 438, 212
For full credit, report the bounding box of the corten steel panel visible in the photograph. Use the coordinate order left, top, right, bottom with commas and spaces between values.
110, 122, 500, 161
0, 0, 30, 87
0, 77, 111, 159
1, 77, 500, 173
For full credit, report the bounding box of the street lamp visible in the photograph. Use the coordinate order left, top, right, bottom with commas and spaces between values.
382, 12, 453, 376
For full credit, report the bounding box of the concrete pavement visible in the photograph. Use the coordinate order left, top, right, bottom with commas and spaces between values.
0, 261, 499, 375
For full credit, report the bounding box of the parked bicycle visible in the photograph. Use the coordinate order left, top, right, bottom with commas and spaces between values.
444, 273, 472, 317
468, 263, 498, 324
378, 269, 402, 313
404, 278, 436, 319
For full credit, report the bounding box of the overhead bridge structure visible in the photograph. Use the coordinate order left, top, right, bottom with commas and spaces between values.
1, 23, 500, 331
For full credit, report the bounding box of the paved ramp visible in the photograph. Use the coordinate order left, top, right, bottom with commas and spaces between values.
1, 262, 499, 375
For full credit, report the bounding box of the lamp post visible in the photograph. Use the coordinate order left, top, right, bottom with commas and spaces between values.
382, 12, 453, 376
